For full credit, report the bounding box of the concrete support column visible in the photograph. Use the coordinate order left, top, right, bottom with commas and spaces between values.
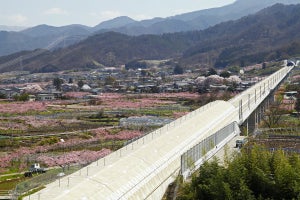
255, 106, 258, 124
245, 111, 257, 136
260, 104, 264, 121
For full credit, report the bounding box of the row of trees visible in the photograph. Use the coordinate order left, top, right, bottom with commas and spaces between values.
177, 145, 300, 200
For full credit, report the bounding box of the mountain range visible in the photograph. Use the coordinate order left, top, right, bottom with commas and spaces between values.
1, 3, 300, 73
0, 0, 300, 58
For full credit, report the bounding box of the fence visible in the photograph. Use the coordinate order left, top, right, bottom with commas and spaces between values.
181, 122, 240, 177
14, 165, 84, 197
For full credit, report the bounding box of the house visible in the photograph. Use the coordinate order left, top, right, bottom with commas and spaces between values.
0, 87, 21, 99
36, 93, 55, 101
136, 84, 156, 93
174, 81, 191, 92
61, 83, 78, 92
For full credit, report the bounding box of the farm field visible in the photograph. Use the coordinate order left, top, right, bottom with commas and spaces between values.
251, 127, 300, 153
0, 92, 206, 173
1, 91, 229, 193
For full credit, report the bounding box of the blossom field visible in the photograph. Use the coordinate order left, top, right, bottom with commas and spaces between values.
0, 92, 203, 174
0, 102, 47, 114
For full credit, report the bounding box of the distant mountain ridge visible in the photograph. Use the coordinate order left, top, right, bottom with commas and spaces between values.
21, 24, 91, 37
93, 16, 137, 30
1, 3, 300, 73
0, 25, 27, 32
0, 0, 299, 58
100, 0, 300, 35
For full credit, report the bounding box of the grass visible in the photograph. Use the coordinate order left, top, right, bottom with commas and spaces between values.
0, 174, 26, 191
17, 186, 45, 200
0, 174, 23, 182
280, 115, 300, 126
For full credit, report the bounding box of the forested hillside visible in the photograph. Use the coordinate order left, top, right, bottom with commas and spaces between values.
181, 3, 300, 68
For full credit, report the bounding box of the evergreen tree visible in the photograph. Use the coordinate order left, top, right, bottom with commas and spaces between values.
53, 78, 64, 91
78, 80, 84, 88
174, 64, 184, 75
206, 68, 217, 76
177, 145, 300, 200
13, 93, 29, 101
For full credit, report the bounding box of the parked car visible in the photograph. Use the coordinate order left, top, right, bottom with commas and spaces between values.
29, 163, 46, 173
24, 163, 46, 177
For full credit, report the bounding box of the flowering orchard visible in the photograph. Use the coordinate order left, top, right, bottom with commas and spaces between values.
0, 92, 203, 173
0, 127, 142, 172
0, 102, 47, 114
36, 149, 111, 167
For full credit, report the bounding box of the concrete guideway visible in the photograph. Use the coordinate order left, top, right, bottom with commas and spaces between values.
25, 101, 238, 200
24, 65, 294, 200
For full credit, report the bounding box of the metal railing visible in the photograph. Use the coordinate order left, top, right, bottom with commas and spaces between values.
181, 122, 240, 177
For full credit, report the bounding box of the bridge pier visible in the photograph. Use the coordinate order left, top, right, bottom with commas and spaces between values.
241, 86, 278, 136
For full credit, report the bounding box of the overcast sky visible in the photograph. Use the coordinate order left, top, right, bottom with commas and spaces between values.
0, 0, 236, 27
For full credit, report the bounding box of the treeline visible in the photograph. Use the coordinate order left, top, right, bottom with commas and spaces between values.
177, 145, 300, 200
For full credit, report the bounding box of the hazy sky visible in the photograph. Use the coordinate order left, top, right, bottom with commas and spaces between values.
0, 0, 236, 27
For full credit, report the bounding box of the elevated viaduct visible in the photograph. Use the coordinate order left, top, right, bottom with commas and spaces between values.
24, 64, 294, 200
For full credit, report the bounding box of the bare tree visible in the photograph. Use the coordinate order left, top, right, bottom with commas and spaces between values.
262, 100, 285, 128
